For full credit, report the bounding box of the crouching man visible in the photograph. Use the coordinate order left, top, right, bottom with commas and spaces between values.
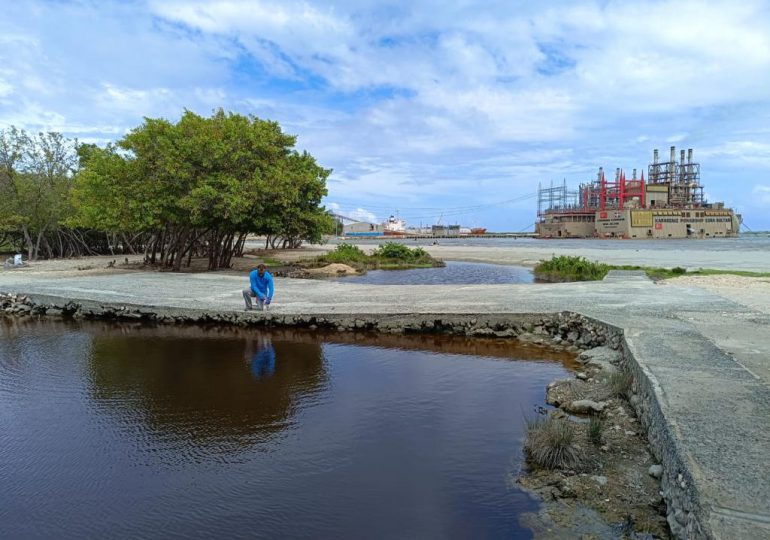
243, 263, 274, 311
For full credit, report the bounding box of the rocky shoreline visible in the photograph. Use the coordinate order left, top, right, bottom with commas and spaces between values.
0, 290, 701, 539
520, 346, 671, 539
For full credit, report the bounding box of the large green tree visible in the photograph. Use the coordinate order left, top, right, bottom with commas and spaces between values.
73, 109, 333, 269
0, 127, 78, 260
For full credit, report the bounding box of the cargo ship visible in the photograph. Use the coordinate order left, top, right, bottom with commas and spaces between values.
383, 215, 407, 236
536, 146, 741, 239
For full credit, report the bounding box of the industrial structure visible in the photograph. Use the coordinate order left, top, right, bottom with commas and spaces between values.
536, 146, 741, 239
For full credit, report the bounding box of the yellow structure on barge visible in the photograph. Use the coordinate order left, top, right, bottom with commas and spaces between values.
536, 146, 741, 239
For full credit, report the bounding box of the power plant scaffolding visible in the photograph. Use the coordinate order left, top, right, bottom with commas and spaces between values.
539, 146, 705, 215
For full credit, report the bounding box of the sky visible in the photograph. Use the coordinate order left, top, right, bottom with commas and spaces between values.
2, 0, 770, 231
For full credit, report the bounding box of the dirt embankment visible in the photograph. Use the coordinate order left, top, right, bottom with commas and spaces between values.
519, 346, 670, 539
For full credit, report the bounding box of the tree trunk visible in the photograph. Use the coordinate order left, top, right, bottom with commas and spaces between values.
22, 226, 33, 260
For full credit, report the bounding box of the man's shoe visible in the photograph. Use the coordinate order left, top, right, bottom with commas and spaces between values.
244, 307, 253, 311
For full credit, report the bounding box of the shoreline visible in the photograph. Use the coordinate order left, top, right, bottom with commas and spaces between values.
2, 262, 770, 538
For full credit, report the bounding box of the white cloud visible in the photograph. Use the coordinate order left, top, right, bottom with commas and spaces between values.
3, 0, 770, 229
700, 141, 770, 167
326, 202, 378, 223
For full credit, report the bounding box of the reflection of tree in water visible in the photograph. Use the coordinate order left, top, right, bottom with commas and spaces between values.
87, 331, 327, 456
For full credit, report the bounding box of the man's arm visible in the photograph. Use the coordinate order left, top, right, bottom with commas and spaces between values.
249, 271, 261, 298
266, 274, 274, 300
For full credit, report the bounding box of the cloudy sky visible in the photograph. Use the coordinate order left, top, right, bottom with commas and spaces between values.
2, 0, 769, 230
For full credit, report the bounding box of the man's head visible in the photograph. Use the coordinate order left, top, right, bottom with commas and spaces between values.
257, 263, 266, 277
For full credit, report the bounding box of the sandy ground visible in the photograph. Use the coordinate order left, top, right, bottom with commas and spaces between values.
661, 275, 770, 315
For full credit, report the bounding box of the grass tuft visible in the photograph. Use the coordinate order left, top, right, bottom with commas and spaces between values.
588, 416, 604, 445
608, 370, 633, 398
524, 415, 584, 470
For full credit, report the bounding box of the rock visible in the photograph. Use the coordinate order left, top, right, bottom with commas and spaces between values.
565, 400, 607, 414
586, 358, 619, 375
470, 327, 496, 337
591, 475, 608, 486
305, 263, 358, 276
576, 372, 588, 380
578, 346, 622, 365
493, 328, 517, 338
545, 379, 574, 406
649, 464, 663, 479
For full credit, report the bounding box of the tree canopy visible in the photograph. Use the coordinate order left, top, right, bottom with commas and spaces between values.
1, 110, 334, 268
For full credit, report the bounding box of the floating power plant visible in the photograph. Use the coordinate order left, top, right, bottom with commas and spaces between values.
536, 146, 741, 239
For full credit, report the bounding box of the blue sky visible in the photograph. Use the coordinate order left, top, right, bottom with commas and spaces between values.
2, 0, 770, 231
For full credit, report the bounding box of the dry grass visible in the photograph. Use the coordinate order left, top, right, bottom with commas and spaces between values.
588, 416, 604, 445
524, 415, 584, 470
608, 370, 633, 398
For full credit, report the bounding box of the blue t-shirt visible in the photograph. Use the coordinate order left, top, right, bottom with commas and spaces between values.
249, 270, 274, 299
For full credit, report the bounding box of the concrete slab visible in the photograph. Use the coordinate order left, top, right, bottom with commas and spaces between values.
1, 269, 769, 538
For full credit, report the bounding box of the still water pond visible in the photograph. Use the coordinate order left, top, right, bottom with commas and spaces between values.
1, 320, 573, 539
338, 261, 535, 285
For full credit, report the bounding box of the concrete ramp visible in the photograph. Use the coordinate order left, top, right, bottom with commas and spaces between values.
603, 270, 651, 282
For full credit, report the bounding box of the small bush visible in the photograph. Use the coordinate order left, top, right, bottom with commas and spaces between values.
524, 415, 583, 470
308, 241, 442, 271
321, 243, 368, 264
373, 242, 427, 261
609, 370, 633, 398
534, 255, 611, 282
588, 416, 603, 445
671, 266, 687, 275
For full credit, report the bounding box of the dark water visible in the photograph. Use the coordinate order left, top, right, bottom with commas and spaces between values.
0, 320, 574, 540
338, 261, 534, 285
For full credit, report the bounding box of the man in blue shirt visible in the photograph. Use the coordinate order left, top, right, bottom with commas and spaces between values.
242, 263, 275, 311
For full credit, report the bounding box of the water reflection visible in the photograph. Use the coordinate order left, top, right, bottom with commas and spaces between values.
87, 325, 327, 454
247, 336, 276, 379
1, 319, 575, 540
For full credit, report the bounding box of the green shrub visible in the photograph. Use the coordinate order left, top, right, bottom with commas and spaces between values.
321, 243, 368, 264
671, 266, 687, 275
534, 255, 611, 282
373, 242, 426, 261
308, 241, 442, 271
524, 415, 583, 470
